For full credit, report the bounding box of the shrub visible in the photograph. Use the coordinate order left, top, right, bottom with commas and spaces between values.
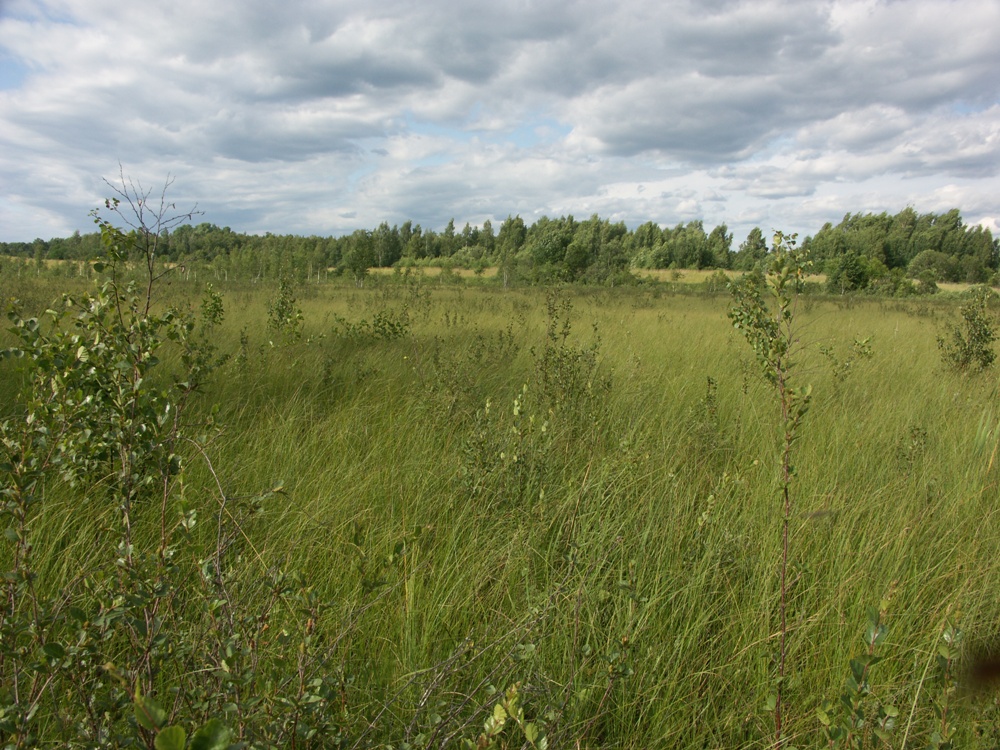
938, 285, 997, 371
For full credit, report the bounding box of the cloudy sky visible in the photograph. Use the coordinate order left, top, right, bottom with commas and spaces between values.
1, 0, 998, 244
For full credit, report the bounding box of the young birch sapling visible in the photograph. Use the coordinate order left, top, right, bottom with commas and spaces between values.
728, 232, 812, 749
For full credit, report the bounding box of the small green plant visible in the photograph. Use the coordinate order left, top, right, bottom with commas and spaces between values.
331, 309, 410, 342
267, 276, 304, 343
819, 336, 874, 387
729, 231, 812, 749
0, 179, 217, 747
895, 425, 929, 478
704, 269, 731, 292
532, 288, 609, 427
817, 604, 899, 748
686, 375, 733, 467
924, 620, 961, 750
938, 285, 996, 371
467, 683, 549, 750
462, 384, 552, 506
132, 688, 234, 750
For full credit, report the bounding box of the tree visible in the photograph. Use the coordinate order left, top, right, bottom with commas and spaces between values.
825, 252, 871, 293
707, 223, 733, 269
440, 218, 458, 257
736, 227, 769, 271
907, 249, 959, 282
406, 224, 424, 259
372, 222, 402, 267
671, 221, 710, 268
399, 220, 414, 249
728, 232, 811, 750
497, 215, 527, 288
526, 216, 573, 268
480, 219, 495, 256
343, 229, 374, 286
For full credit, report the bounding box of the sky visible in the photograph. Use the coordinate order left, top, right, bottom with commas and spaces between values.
1, 0, 999, 245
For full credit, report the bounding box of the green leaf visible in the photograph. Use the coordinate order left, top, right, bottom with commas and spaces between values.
155, 725, 187, 750
134, 694, 167, 731
42, 642, 65, 660
525, 722, 538, 744
493, 703, 507, 723
189, 718, 233, 750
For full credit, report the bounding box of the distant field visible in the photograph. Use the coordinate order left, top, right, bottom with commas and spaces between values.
631, 267, 832, 284
372, 264, 980, 294
3, 256, 982, 296
369, 264, 499, 278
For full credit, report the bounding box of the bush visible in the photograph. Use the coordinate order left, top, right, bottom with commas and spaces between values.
938, 285, 997, 370
907, 249, 959, 283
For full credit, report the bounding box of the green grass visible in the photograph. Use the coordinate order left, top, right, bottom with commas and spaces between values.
3, 274, 1000, 748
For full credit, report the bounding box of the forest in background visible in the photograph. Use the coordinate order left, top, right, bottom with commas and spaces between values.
2, 207, 998, 293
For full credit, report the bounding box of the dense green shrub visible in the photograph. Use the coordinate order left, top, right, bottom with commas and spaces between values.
938, 285, 997, 370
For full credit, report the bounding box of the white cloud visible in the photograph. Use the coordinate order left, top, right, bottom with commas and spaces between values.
0, 0, 998, 243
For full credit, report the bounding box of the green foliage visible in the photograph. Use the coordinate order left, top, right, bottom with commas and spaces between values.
462, 384, 552, 506
819, 336, 874, 388
266, 275, 304, 343
532, 289, 609, 422
729, 232, 812, 749
0, 206, 236, 746
817, 605, 898, 749
134, 693, 233, 750
703, 269, 732, 292
908, 250, 958, 283
735, 227, 769, 271
924, 621, 961, 750
803, 208, 997, 281
916, 269, 940, 295
332, 308, 410, 342
937, 284, 996, 370
201, 282, 225, 327
729, 233, 811, 393
0, 184, 354, 748
825, 252, 881, 293
340, 229, 375, 286
8, 202, 997, 292
467, 683, 549, 750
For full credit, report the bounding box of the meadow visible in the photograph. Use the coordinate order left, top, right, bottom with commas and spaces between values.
2, 265, 999, 749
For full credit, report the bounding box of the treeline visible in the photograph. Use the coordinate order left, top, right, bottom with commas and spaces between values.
804, 208, 999, 293
2, 208, 997, 290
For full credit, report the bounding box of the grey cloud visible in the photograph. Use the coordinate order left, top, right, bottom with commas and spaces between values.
662, 1, 837, 77
568, 75, 783, 161
563, 0, 1000, 166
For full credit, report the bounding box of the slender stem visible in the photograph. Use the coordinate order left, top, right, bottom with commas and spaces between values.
775, 362, 792, 750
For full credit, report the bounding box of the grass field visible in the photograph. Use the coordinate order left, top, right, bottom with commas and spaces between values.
2, 272, 999, 748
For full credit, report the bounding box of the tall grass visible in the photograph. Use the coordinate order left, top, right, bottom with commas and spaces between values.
3, 274, 999, 747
